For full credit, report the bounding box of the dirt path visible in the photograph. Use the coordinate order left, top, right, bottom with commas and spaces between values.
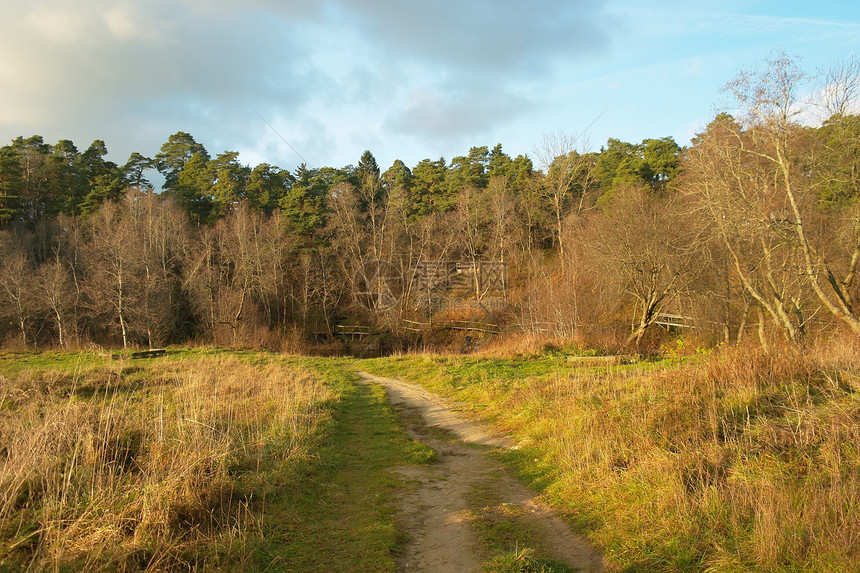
356, 372, 604, 573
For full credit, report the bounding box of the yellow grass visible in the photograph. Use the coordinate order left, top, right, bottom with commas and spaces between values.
0, 355, 331, 571
361, 338, 860, 572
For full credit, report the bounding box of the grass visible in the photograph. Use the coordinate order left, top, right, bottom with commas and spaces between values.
482, 546, 572, 573
465, 482, 573, 573
0, 350, 434, 571
254, 360, 436, 571
357, 339, 860, 573
4, 340, 858, 572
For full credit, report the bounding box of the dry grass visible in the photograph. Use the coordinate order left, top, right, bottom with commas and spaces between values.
475, 333, 564, 357
0, 354, 331, 571
362, 338, 860, 572
525, 344, 858, 571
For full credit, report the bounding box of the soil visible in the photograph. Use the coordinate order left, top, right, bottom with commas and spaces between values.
356, 372, 604, 573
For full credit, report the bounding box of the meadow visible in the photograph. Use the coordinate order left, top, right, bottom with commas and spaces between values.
0, 349, 432, 571
1, 339, 858, 572
360, 337, 860, 572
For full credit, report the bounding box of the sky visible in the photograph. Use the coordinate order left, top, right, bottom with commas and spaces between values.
1, 0, 859, 177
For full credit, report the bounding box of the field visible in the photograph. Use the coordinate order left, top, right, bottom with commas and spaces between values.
0, 349, 432, 571
1, 341, 858, 572
359, 339, 860, 572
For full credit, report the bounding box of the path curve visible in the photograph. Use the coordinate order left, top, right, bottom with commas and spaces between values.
356, 371, 604, 573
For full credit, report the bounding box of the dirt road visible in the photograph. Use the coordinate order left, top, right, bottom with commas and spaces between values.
356, 372, 604, 573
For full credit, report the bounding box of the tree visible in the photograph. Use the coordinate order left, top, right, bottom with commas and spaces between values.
0, 252, 36, 345
246, 163, 292, 215
641, 137, 681, 190
209, 151, 250, 218
589, 187, 698, 348
36, 257, 75, 347
593, 138, 647, 201
50, 140, 86, 214
683, 111, 810, 344
0, 146, 23, 226
488, 143, 512, 178
74, 141, 126, 215
84, 202, 135, 347
328, 172, 403, 320
357, 150, 381, 185
123, 152, 156, 191
211, 205, 267, 345
12, 136, 55, 222
410, 158, 449, 216
382, 159, 412, 195
279, 165, 342, 238
485, 175, 521, 264
155, 132, 209, 191
127, 189, 190, 345
693, 54, 860, 341
84, 193, 186, 348
535, 131, 598, 271
454, 185, 491, 303
448, 146, 490, 191
173, 152, 215, 224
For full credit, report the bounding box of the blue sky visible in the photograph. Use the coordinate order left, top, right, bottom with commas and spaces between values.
1, 1, 858, 175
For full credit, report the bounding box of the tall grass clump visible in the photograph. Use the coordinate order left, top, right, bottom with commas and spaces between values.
362, 339, 860, 572
0, 355, 331, 571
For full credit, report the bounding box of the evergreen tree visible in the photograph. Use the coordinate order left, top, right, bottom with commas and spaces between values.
448, 146, 490, 191
209, 151, 250, 217
246, 163, 293, 215
123, 152, 156, 190
410, 158, 448, 217
174, 152, 215, 224
279, 164, 343, 238
0, 146, 23, 226
382, 159, 412, 193
155, 132, 209, 191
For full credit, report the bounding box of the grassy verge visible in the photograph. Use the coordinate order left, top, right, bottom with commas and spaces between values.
466, 481, 572, 573
255, 358, 435, 571
0, 350, 433, 571
358, 341, 860, 573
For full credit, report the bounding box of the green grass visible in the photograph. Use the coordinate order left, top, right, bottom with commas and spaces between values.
0, 348, 106, 376
5, 344, 857, 572
251, 361, 436, 571
0, 350, 435, 572
356, 344, 860, 573
465, 482, 573, 573
482, 546, 572, 573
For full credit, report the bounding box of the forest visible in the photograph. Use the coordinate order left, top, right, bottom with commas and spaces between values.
2, 54, 860, 353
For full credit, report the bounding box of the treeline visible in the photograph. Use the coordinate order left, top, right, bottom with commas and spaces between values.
1, 55, 859, 351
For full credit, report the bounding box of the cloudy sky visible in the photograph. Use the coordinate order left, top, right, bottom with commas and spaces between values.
1, 0, 858, 176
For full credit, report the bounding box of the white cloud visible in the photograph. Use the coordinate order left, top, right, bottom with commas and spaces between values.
1, 0, 855, 175
0, 0, 617, 169
102, 5, 163, 42
24, 7, 86, 44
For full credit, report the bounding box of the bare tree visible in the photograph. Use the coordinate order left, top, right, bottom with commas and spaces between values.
85, 202, 135, 347
689, 54, 860, 341
683, 111, 810, 344
535, 131, 597, 272
84, 192, 184, 348
182, 225, 219, 340
588, 187, 698, 348
36, 257, 75, 347
818, 55, 860, 119
0, 253, 36, 346
125, 189, 187, 347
